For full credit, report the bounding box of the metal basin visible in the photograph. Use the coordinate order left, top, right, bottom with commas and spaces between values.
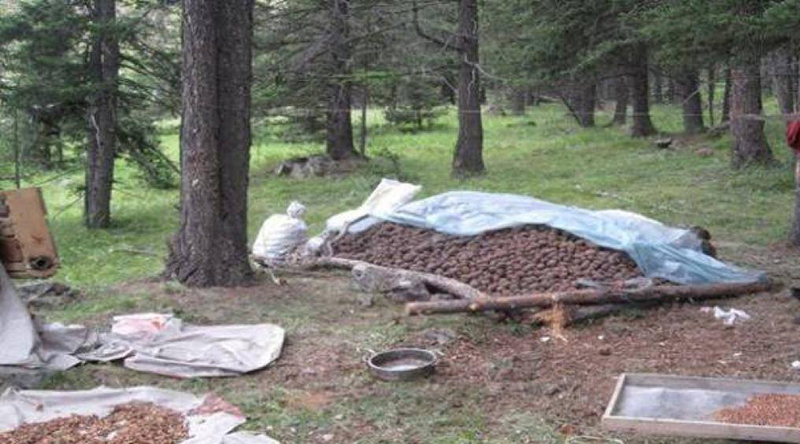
367, 348, 437, 381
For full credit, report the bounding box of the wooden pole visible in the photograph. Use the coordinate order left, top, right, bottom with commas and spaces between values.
406, 280, 776, 316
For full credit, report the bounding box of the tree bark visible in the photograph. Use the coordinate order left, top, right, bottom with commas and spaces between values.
563, 80, 595, 128
730, 58, 775, 168
84, 0, 119, 229
722, 67, 732, 123
359, 84, 368, 156
452, 0, 485, 177
707, 66, 716, 127
612, 76, 628, 126
665, 77, 676, 104
652, 70, 663, 104
510, 88, 526, 115
166, 0, 254, 287
771, 46, 795, 116
326, 0, 357, 160
792, 160, 800, 247
675, 70, 705, 134
630, 45, 657, 137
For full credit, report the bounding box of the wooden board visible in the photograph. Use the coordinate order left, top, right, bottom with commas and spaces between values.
602, 373, 800, 443
0, 188, 59, 278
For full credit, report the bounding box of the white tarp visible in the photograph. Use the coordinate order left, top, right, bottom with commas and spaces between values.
0, 386, 279, 444
82, 315, 286, 379
0, 267, 285, 378
325, 178, 421, 233
0, 266, 90, 371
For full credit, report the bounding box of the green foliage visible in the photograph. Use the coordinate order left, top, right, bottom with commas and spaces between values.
118, 115, 178, 189
0, 0, 179, 185
383, 76, 445, 131
254, 0, 458, 145
484, 0, 640, 88
639, 0, 792, 66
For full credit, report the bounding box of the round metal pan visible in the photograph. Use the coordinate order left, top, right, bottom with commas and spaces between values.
366, 348, 437, 381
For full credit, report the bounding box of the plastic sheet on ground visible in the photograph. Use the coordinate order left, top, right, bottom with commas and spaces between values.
0, 386, 279, 443
344, 188, 764, 285
0, 266, 285, 377
0, 266, 93, 372
82, 314, 285, 379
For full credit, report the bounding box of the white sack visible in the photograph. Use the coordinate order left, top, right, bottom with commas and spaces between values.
252, 201, 307, 264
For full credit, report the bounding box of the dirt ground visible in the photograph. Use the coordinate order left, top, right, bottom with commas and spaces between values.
26, 241, 800, 443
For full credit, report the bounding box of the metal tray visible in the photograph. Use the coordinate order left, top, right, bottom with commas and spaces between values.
602, 373, 800, 443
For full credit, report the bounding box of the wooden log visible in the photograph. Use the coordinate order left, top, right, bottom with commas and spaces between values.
530, 303, 658, 329
307, 257, 488, 300
406, 280, 776, 316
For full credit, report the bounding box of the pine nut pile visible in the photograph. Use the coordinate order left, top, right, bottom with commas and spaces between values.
714, 394, 800, 428
0, 402, 189, 444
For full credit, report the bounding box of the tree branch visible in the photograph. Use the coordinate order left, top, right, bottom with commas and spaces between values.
412, 0, 461, 52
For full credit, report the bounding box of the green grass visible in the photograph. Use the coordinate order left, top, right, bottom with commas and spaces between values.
25, 100, 796, 287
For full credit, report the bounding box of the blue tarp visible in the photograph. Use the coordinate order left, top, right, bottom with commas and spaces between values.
366, 191, 764, 285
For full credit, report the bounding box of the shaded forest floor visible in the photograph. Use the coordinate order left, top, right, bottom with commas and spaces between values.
24, 103, 800, 443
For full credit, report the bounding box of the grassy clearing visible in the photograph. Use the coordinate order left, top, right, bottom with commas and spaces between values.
31, 101, 796, 287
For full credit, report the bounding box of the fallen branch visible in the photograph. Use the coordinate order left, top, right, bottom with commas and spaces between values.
406, 280, 777, 316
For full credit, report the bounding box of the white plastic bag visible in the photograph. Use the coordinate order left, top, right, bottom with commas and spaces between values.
252, 202, 307, 265
325, 179, 421, 233
701, 306, 751, 326
111, 313, 181, 339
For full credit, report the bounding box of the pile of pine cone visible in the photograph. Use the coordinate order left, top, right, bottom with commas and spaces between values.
333, 223, 642, 295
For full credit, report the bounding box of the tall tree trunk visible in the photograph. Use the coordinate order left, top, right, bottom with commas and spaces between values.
613, 76, 628, 126
771, 46, 795, 116
707, 66, 716, 127
84, 0, 119, 229
564, 80, 595, 127
359, 84, 368, 156
675, 70, 705, 134
166, 0, 254, 287
665, 77, 675, 104
452, 0, 484, 176
13, 109, 20, 189
730, 58, 775, 168
510, 88, 526, 115
722, 67, 732, 123
795, 51, 800, 112
630, 45, 656, 137
652, 71, 663, 104
326, 0, 357, 160
792, 160, 800, 247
